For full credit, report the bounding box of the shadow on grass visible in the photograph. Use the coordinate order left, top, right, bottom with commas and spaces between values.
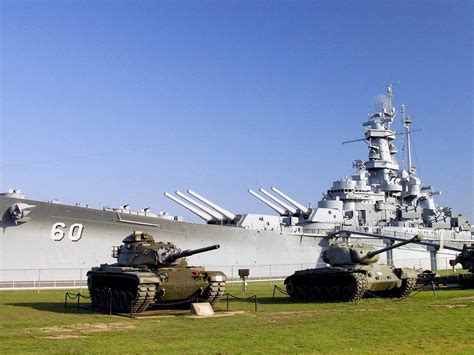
6, 301, 95, 314
254, 297, 344, 305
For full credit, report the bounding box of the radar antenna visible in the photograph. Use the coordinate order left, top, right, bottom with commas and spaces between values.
370, 83, 398, 124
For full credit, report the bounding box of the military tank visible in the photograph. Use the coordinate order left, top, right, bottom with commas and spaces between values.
284, 236, 421, 302
449, 244, 474, 288
87, 231, 227, 312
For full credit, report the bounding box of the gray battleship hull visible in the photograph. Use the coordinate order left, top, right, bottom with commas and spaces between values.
0, 196, 326, 283
0, 195, 442, 286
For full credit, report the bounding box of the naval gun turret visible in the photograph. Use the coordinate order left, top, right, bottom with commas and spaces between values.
284, 236, 422, 302
87, 231, 227, 313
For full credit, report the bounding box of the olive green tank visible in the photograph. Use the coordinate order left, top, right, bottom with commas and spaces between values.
449, 244, 474, 288
284, 236, 421, 302
87, 231, 227, 312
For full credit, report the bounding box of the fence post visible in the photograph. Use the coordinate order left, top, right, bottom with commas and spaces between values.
80, 268, 83, 293
37, 269, 41, 294
269, 265, 272, 287
109, 288, 112, 315
231, 266, 234, 289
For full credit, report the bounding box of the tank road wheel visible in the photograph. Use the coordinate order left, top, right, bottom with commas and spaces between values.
286, 281, 295, 297
303, 287, 312, 300
320, 287, 330, 301
204, 280, 226, 304
111, 290, 121, 311
349, 273, 368, 302
119, 291, 128, 310
329, 286, 340, 301
295, 287, 304, 299
312, 287, 322, 301
340, 287, 353, 302
89, 288, 100, 307
100, 288, 109, 307
392, 278, 417, 298
126, 292, 135, 311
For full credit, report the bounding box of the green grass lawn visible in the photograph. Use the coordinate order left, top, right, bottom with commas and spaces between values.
0, 282, 473, 354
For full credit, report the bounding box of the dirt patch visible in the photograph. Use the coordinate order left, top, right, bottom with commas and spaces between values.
428, 304, 469, 309
38, 322, 137, 339
451, 296, 474, 301
41, 335, 87, 340
275, 310, 330, 317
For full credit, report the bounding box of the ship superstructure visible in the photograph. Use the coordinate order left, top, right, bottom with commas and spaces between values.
1, 86, 472, 287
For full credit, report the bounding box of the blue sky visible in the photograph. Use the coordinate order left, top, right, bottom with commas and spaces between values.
1, 0, 472, 222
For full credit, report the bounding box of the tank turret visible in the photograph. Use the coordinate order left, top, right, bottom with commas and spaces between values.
87, 231, 227, 313
284, 235, 422, 302
448, 244, 474, 288
115, 231, 220, 267
323, 236, 422, 266
449, 244, 474, 272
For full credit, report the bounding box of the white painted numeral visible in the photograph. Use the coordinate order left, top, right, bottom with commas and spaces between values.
51, 222, 66, 241
68, 223, 84, 242
51, 222, 84, 241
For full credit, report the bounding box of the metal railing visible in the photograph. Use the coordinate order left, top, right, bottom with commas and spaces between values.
0, 257, 464, 290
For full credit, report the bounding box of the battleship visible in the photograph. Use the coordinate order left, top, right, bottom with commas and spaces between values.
1, 85, 472, 287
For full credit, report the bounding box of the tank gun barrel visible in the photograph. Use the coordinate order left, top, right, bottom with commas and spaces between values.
167, 244, 220, 262
367, 235, 422, 258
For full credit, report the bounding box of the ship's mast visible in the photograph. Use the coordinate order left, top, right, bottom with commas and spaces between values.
402, 104, 414, 174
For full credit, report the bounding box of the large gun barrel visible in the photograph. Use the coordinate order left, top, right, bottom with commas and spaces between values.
167, 244, 220, 262
367, 235, 422, 258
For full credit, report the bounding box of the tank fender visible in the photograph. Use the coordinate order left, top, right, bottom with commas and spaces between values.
135, 272, 161, 284
206, 271, 227, 282
394, 267, 418, 280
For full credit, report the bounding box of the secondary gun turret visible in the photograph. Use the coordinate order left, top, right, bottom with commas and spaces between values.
323, 235, 422, 266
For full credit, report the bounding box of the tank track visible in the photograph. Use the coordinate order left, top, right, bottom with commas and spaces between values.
203, 280, 226, 304
88, 274, 157, 313
286, 271, 368, 302
131, 283, 156, 312
391, 277, 417, 298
